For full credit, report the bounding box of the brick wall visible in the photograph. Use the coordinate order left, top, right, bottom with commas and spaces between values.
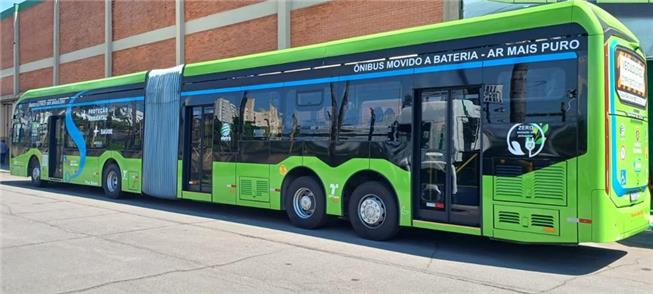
113, 39, 176, 76
185, 15, 277, 64
19, 1, 53, 64
60, 55, 104, 85
60, 0, 104, 54
292, 0, 443, 47
185, 0, 262, 20
1, 76, 12, 96
0, 17, 13, 70
112, 0, 175, 40
19, 67, 52, 92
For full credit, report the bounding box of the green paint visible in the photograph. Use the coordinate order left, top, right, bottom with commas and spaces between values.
412, 220, 482, 236
212, 161, 237, 205
182, 191, 212, 202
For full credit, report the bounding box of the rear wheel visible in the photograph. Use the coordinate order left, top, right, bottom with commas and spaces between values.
102, 163, 122, 199
29, 158, 45, 187
348, 181, 399, 240
285, 176, 327, 229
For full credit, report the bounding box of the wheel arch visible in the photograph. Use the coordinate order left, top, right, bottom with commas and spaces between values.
100, 157, 121, 184
28, 154, 40, 166
280, 166, 325, 211
341, 170, 398, 219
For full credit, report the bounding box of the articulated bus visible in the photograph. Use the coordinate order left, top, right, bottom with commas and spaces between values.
10, 1, 649, 243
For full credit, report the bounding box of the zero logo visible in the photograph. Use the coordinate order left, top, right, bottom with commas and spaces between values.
506, 123, 548, 158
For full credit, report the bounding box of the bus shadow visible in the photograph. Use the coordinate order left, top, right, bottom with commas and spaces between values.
1, 179, 632, 276
618, 230, 653, 250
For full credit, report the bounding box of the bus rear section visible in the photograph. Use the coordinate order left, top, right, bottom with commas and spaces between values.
593, 38, 650, 242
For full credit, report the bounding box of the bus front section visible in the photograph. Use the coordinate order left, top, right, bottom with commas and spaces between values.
594, 37, 650, 243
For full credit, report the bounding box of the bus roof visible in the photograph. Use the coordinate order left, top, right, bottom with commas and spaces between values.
17, 0, 637, 104
19, 71, 147, 102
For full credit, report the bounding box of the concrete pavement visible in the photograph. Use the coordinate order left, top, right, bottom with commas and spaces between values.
1, 173, 652, 293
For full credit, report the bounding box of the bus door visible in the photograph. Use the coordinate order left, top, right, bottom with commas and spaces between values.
183, 105, 214, 193
48, 116, 65, 179
414, 87, 482, 226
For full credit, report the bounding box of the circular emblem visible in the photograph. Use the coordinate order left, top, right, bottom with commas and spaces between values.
506, 123, 547, 158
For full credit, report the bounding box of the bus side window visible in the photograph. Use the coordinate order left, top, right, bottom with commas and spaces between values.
213, 94, 240, 152
483, 60, 577, 124
338, 78, 403, 141
285, 84, 332, 139
131, 102, 144, 151
12, 104, 29, 149
108, 103, 134, 151
241, 91, 279, 140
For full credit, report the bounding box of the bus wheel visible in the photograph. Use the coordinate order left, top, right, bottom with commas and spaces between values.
102, 163, 123, 199
285, 176, 327, 229
29, 158, 45, 187
348, 182, 399, 241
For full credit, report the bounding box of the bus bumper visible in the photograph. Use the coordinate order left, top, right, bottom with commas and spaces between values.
588, 189, 651, 243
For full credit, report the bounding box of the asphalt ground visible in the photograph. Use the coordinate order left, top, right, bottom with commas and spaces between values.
1, 172, 652, 293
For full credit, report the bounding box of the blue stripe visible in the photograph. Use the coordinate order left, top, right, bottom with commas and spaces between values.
64, 91, 88, 181
181, 52, 577, 97
32, 96, 144, 111
482, 52, 577, 67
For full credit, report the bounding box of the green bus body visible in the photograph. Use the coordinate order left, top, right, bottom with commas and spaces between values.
10, 0, 649, 243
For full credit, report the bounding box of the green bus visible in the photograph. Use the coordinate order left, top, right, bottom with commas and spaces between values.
10, 1, 649, 243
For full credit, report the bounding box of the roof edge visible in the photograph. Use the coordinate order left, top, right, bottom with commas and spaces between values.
18, 71, 147, 103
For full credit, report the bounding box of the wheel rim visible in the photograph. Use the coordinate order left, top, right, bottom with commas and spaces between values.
358, 194, 386, 229
292, 187, 316, 219
107, 170, 119, 193
31, 165, 40, 181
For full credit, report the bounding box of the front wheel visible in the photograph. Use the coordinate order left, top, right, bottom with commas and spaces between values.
102, 164, 122, 199
285, 176, 327, 229
29, 158, 45, 187
348, 181, 399, 241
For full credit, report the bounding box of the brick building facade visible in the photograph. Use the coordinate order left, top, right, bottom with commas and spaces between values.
0, 0, 460, 141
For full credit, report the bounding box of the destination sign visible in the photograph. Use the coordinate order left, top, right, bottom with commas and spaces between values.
28, 96, 71, 109
350, 37, 583, 74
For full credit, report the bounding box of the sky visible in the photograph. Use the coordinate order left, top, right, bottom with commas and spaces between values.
0, 0, 15, 13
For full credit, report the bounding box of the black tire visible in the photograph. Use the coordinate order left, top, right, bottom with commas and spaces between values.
28, 158, 45, 187
284, 176, 327, 229
102, 163, 122, 199
348, 181, 399, 241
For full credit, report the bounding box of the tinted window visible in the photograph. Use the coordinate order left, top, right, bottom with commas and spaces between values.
31, 111, 49, 148
132, 102, 144, 150
241, 91, 280, 140
297, 90, 323, 106
65, 109, 88, 148
339, 79, 403, 141
213, 94, 240, 152
11, 104, 29, 145
483, 60, 577, 124
284, 84, 332, 139
107, 103, 134, 151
